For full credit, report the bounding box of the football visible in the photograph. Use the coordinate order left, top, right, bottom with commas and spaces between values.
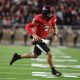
32, 39, 42, 45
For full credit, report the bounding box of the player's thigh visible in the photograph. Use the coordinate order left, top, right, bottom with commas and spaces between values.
33, 45, 42, 56
36, 42, 51, 54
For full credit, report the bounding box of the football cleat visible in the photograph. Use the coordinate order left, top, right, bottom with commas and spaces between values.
10, 53, 21, 65
52, 69, 62, 77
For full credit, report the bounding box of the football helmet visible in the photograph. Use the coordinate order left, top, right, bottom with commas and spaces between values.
42, 5, 54, 18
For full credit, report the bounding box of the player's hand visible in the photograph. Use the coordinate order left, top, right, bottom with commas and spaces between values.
53, 35, 58, 42
32, 34, 41, 41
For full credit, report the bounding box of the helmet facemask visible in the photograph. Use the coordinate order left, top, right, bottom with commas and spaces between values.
42, 5, 54, 19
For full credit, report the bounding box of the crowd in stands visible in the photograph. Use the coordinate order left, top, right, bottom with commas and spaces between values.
0, 0, 80, 28
0, 24, 80, 47
0, 0, 80, 47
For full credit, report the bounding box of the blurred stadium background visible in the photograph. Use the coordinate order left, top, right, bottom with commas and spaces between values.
0, 0, 80, 80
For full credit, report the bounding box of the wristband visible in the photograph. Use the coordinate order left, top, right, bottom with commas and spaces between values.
54, 33, 57, 35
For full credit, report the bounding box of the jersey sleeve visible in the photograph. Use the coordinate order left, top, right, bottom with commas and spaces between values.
25, 22, 35, 35
32, 15, 41, 26
25, 15, 40, 35
52, 15, 58, 34
52, 14, 57, 26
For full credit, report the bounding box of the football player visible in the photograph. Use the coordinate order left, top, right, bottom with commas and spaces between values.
10, 5, 62, 77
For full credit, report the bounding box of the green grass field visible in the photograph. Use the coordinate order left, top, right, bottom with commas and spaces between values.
0, 45, 80, 80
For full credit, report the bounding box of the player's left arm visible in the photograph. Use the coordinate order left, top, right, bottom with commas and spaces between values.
52, 14, 58, 41
53, 24, 58, 41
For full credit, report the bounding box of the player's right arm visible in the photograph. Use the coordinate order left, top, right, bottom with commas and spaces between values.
25, 17, 41, 41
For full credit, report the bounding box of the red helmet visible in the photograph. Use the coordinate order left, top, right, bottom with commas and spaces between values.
42, 5, 54, 18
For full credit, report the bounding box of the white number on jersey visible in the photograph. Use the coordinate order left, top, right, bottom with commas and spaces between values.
45, 26, 49, 31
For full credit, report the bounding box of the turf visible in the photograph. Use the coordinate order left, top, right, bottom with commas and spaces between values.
0, 45, 80, 80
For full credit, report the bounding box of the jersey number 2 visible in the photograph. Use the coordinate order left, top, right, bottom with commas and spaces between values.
45, 26, 49, 31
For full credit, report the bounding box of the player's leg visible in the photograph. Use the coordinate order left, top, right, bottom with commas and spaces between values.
10, 52, 38, 65
47, 51, 62, 76
47, 51, 54, 68
21, 45, 42, 59
21, 52, 38, 58
10, 46, 41, 65
36, 42, 62, 76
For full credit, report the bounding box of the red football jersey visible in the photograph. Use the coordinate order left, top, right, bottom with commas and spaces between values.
26, 14, 57, 39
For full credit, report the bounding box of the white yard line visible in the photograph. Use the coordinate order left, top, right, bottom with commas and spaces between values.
0, 56, 71, 60
51, 48, 79, 63
0, 56, 72, 61
0, 66, 80, 72
32, 72, 80, 78
32, 63, 80, 68
0, 58, 78, 63
0, 78, 38, 80
32, 64, 49, 68
0, 72, 31, 75
1, 71, 79, 79
32, 58, 78, 62
51, 48, 68, 55
0, 71, 80, 79
0, 56, 78, 62
0, 78, 16, 80
0, 66, 49, 70
0, 66, 47, 69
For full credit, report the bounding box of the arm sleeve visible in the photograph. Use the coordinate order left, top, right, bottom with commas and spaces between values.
25, 16, 39, 35
25, 22, 35, 35
52, 15, 58, 34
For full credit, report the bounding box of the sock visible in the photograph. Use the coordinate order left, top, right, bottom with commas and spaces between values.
51, 67, 56, 71
17, 54, 21, 59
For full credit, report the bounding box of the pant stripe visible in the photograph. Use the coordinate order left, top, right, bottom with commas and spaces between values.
36, 44, 46, 54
